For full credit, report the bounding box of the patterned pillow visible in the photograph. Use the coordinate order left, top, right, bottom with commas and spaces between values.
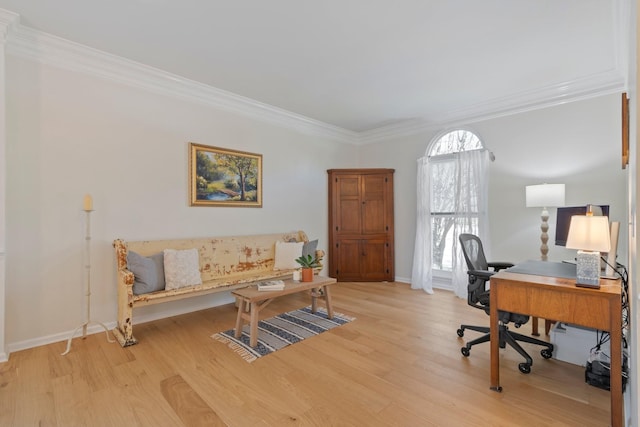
163, 248, 202, 290
273, 241, 304, 270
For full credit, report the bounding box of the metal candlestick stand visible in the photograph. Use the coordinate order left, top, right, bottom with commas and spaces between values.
62, 208, 114, 355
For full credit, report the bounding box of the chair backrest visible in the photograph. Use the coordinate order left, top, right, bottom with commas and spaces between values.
459, 233, 488, 272
458, 233, 529, 325
458, 233, 490, 310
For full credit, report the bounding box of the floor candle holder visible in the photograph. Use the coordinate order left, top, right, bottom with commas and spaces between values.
62, 199, 114, 355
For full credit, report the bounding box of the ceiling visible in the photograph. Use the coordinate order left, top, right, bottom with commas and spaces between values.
0, 0, 626, 136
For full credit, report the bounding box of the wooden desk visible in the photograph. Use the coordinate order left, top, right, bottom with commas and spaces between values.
490, 270, 623, 427
232, 276, 337, 347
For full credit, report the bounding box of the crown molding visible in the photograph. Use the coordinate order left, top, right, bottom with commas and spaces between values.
0, 9, 18, 44
0, 7, 627, 146
5, 22, 360, 145
358, 69, 625, 144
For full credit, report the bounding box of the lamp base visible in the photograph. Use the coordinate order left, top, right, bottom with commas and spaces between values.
575, 250, 601, 288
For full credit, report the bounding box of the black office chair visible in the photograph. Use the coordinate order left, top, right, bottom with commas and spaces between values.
456, 233, 554, 374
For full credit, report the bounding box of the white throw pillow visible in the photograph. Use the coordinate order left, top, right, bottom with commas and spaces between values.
163, 248, 202, 290
273, 241, 304, 270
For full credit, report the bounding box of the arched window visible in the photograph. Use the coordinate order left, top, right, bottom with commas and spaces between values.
413, 127, 492, 295
428, 129, 485, 272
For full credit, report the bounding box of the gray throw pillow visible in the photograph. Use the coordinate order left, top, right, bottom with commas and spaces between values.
302, 239, 318, 258
127, 250, 166, 295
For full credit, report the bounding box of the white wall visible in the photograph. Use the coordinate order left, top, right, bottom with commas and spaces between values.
5, 55, 358, 349
359, 94, 627, 282
2, 53, 627, 354
480, 94, 627, 263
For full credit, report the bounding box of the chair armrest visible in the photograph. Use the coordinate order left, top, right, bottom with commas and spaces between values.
467, 269, 494, 280
488, 262, 514, 272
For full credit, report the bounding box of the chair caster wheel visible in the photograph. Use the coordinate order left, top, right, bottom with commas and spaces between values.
518, 363, 531, 374
457, 328, 464, 337
541, 348, 553, 359
461, 347, 470, 357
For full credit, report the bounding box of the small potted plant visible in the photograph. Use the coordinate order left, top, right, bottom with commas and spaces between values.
295, 254, 320, 282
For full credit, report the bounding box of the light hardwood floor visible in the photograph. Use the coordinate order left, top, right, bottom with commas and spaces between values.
0, 282, 610, 426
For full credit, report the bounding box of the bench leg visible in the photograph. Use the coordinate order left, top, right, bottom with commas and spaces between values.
311, 288, 319, 313
234, 299, 246, 339
249, 302, 259, 347
324, 285, 334, 319
114, 303, 137, 347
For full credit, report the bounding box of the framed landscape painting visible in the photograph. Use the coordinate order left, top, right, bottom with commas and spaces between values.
189, 143, 262, 207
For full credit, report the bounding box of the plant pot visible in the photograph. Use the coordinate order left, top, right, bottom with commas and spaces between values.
301, 267, 314, 282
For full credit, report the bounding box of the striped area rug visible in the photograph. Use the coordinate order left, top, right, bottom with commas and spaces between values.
211, 306, 355, 362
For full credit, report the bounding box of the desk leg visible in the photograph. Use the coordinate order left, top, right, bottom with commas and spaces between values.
531, 317, 540, 336
324, 285, 334, 319
489, 285, 502, 392
610, 298, 623, 427
311, 288, 319, 313
234, 299, 246, 338
249, 302, 259, 348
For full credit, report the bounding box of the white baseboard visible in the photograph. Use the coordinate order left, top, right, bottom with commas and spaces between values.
432, 276, 453, 291
7, 322, 117, 355
6, 291, 236, 358
392, 275, 453, 291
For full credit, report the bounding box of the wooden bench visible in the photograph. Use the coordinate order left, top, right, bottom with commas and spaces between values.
232, 276, 337, 347
113, 231, 322, 347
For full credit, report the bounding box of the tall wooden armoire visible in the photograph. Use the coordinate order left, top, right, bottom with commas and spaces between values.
327, 169, 395, 281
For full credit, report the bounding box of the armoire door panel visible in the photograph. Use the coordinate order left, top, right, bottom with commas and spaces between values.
361, 175, 387, 234
360, 239, 388, 281
334, 240, 361, 278
337, 176, 360, 197
362, 174, 386, 194
362, 199, 386, 234
337, 199, 361, 233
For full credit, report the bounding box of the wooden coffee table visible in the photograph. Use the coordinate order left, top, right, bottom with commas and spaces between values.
232, 275, 337, 347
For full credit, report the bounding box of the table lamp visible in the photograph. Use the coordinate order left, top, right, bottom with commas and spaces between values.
525, 183, 565, 260
565, 212, 611, 288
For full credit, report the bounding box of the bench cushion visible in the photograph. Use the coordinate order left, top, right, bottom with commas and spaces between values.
128, 250, 166, 295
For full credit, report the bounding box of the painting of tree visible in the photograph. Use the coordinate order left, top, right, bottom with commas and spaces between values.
189, 143, 262, 207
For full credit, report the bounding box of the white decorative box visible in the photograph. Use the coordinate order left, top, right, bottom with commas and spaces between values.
576, 250, 601, 286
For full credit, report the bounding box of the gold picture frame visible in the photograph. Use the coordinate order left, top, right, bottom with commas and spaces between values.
189, 142, 262, 207
622, 92, 629, 170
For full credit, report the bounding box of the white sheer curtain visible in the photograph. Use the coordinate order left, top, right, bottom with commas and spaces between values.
451, 149, 491, 298
411, 156, 433, 293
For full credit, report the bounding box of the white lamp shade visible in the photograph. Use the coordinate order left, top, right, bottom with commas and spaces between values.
565, 215, 611, 252
525, 184, 565, 207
